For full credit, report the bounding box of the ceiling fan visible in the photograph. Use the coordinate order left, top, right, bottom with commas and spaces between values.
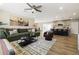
24, 3, 42, 13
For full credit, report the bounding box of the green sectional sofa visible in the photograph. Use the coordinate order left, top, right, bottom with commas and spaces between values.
0, 29, 40, 42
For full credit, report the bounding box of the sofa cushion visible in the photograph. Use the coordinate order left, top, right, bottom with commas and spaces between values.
7, 32, 29, 42
3, 29, 10, 38
0, 30, 6, 39
17, 29, 28, 33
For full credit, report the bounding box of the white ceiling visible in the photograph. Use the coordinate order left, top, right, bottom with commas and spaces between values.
0, 3, 79, 22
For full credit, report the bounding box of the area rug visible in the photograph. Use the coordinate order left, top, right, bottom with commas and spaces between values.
24, 38, 56, 55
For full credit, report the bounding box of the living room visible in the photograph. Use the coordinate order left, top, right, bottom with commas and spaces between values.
0, 3, 79, 55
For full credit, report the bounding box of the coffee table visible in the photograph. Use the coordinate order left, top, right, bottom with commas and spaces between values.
17, 37, 37, 47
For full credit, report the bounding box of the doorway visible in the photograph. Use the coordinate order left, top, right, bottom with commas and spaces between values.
42, 23, 52, 34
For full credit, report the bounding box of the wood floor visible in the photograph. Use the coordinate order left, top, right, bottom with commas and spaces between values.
47, 35, 78, 55
11, 34, 78, 55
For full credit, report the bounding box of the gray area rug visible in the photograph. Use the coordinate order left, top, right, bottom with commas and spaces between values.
24, 38, 56, 55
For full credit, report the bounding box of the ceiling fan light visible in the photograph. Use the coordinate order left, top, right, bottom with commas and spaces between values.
32, 11, 34, 13
59, 6, 63, 10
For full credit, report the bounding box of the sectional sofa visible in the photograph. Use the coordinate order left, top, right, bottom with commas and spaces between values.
0, 29, 40, 42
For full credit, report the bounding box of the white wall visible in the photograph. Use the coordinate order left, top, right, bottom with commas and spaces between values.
0, 10, 12, 25
43, 23, 52, 32
70, 20, 78, 34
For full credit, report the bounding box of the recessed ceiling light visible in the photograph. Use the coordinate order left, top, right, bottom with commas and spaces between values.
55, 16, 58, 18
73, 12, 76, 16
59, 6, 63, 10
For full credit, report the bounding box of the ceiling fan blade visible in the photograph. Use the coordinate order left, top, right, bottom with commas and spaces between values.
35, 5, 42, 8
34, 8, 42, 12
27, 3, 33, 8
24, 8, 32, 10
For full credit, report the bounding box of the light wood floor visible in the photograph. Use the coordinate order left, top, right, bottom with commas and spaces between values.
11, 34, 78, 55
47, 35, 78, 55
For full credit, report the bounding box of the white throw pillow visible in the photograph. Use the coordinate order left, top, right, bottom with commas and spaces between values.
9, 30, 17, 35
